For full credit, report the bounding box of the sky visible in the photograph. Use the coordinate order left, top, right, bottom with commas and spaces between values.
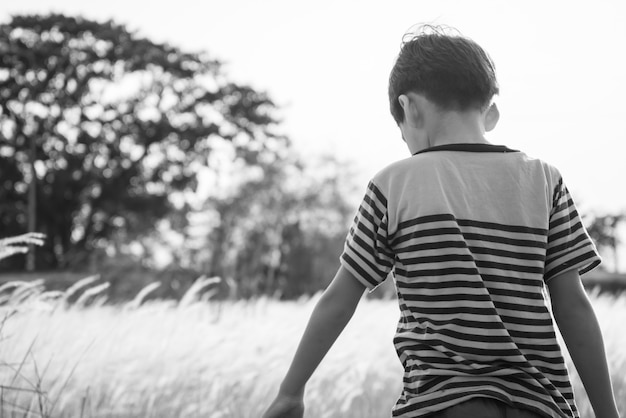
1, 0, 625, 267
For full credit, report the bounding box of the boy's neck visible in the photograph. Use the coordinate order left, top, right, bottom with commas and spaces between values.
398, 93, 499, 154
427, 109, 488, 147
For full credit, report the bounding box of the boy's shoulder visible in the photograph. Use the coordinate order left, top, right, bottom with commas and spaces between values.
370, 147, 564, 192
511, 149, 564, 181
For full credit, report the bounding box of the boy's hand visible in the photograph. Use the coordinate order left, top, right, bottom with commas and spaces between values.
261, 393, 304, 418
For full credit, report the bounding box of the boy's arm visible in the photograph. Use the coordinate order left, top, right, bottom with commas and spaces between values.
263, 265, 367, 417
278, 265, 366, 395
547, 269, 620, 418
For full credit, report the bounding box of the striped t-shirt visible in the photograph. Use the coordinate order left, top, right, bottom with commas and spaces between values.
340, 143, 601, 418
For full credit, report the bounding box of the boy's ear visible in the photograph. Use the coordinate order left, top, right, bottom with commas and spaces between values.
484, 103, 500, 132
398, 94, 420, 127
398, 94, 410, 117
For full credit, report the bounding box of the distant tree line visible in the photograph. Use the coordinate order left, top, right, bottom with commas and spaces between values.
0, 13, 358, 300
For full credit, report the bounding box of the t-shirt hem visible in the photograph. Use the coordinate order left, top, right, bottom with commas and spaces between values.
339, 254, 381, 292
392, 391, 571, 418
544, 255, 602, 283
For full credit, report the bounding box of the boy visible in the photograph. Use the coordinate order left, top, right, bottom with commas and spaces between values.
262, 25, 620, 418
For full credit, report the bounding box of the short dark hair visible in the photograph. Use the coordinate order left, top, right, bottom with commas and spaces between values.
388, 25, 499, 124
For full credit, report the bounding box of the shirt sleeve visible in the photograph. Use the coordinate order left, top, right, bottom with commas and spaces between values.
340, 180, 394, 291
544, 176, 601, 282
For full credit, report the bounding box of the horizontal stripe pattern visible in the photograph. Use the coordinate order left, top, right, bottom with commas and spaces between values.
340, 156, 601, 418
341, 181, 394, 288
545, 182, 601, 280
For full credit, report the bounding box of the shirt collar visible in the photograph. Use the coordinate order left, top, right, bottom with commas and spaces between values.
413, 143, 520, 156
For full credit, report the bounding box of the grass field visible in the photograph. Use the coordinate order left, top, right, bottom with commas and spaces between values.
0, 280, 625, 418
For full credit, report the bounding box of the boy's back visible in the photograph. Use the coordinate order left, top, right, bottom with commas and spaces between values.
341, 143, 600, 417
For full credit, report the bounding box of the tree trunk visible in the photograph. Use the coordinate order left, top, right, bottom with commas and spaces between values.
26, 136, 37, 271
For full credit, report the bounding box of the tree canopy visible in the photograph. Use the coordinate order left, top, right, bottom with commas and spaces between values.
0, 14, 288, 270
0, 13, 361, 301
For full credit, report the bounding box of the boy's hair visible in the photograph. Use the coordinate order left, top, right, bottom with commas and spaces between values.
388, 25, 500, 124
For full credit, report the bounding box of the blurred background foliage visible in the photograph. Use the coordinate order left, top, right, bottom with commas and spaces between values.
0, 13, 623, 301
0, 13, 359, 300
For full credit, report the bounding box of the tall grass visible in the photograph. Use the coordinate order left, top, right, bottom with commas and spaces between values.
0, 233, 46, 262
0, 280, 624, 417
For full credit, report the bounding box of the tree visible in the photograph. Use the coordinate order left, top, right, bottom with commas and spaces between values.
163, 148, 358, 299
585, 212, 625, 273
0, 13, 287, 270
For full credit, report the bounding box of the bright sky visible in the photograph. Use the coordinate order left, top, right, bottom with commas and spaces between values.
2, 0, 626, 265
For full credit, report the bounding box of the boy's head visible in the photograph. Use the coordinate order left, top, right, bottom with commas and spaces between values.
389, 25, 499, 125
